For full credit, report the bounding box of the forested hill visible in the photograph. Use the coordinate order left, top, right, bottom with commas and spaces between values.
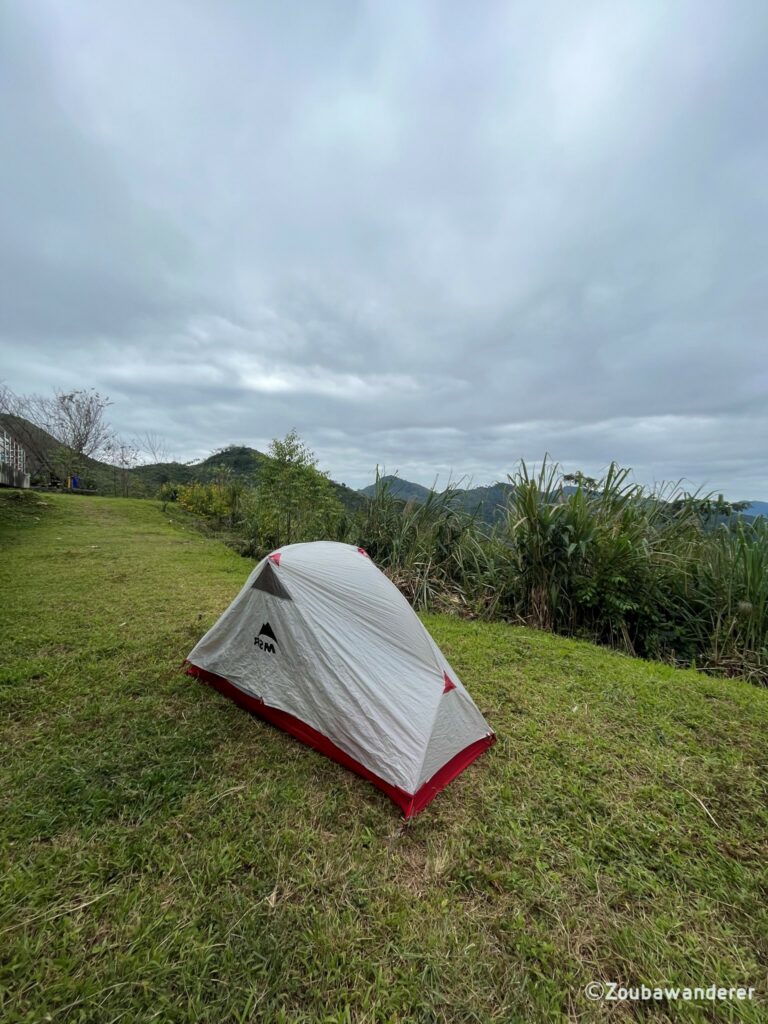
136, 446, 366, 511
359, 475, 516, 525
0, 416, 364, 512
360, 474, 767, 526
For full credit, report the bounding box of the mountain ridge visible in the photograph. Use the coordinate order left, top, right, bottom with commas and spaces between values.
359, 475, 516, 525
2, 415, 763, 522
359, 474, 767, 525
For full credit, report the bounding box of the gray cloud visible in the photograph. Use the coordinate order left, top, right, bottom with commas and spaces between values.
1, 0, 766, 495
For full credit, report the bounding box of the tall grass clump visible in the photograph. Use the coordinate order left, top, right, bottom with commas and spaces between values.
495, 460, 768, 681
686, 518, 768, 683
345, 462, 767, 684
348, 472, 499, 611
500, 461, 696, 649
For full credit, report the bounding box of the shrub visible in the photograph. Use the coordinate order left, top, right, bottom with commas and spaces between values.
157, 481, 180, 503
176, 477, 245, 528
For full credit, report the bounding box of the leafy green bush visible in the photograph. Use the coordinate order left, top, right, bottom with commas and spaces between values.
498, 461, 699, 649
173, 463, 244, 525
157, 481, 180, 503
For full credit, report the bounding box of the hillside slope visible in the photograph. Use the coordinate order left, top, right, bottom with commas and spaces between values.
745, 500, 768, 519
1, 492, 766, 1021
0, 415, 364, 511
359, 474, 434, 503
130, 444, 364, 511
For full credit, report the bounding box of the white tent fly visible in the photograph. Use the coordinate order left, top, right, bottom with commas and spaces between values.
186, 541, 495, 816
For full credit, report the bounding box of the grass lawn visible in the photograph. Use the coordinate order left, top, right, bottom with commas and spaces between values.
1, 491, 766, 1023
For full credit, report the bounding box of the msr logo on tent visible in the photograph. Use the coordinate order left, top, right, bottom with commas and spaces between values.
255, 622, 278, 654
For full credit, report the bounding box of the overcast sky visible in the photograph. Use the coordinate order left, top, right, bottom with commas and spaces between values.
1, 1, 766, 496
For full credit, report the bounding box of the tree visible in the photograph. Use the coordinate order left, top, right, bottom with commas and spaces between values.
248, 429, 343, 549
0, 385, 114, 482
669, 492, 750, 523
106, 437, 140, 497
563, 471, 599, 493
138, 431, 169, 464
47, 389, 113, 460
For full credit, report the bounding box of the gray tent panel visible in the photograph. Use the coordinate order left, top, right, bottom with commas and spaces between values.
251, 560, 292, 600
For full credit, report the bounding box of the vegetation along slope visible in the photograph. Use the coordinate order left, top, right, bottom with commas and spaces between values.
174, 451, 768, 688
1, 490, 766, 1022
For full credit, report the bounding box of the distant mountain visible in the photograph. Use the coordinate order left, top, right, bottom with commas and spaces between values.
451, 482, 515, 523
359, 476, 768, 527
359, 475, 434, 503
743, 501, 768, 520
359, 475, 514, 525
131, 446, 365, 512
130, 445, 269, 490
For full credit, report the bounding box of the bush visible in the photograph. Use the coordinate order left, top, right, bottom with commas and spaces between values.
176, 476, 245, 528
157, 481, 180, 503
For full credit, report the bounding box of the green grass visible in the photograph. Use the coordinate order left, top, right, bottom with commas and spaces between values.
1, 491, 767, 1023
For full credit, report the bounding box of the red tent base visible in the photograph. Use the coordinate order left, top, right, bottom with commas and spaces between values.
186, 663, 495, 817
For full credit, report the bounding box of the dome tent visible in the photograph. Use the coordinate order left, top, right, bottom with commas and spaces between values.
186, 541, 495, 816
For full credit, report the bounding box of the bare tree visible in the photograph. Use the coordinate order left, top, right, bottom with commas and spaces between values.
45, 389, 114, 460
0, 385, 114, 484
0, 385, 58, 480
106, 436, 140, 497
137, 430, 170, 464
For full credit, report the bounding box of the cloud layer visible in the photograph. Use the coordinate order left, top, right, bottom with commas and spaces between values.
1, 1, 766, 495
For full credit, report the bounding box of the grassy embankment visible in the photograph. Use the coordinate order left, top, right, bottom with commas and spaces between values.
1, 491, 766, 1022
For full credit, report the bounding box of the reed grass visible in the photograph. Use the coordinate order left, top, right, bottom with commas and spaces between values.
349, 462, 768, 685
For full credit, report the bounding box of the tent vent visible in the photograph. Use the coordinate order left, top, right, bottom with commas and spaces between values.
252, 561, 292, 600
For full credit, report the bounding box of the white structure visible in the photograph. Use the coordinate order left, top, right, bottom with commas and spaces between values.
0, 429, 30, 488
187, 541, 494, 816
